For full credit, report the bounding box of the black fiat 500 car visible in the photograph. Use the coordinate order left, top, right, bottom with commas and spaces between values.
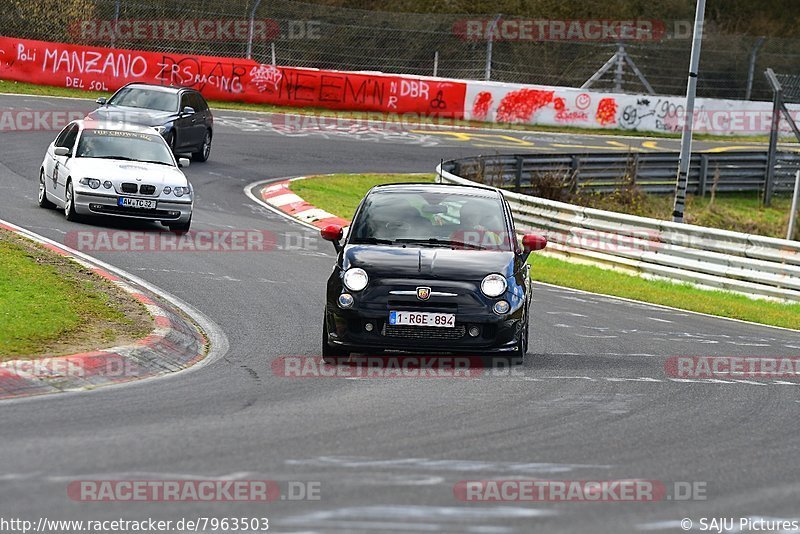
87, 83, 214, 162
320, 182, 547, 363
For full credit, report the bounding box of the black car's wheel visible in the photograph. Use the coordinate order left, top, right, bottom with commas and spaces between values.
38, 170, 54, 208
515, 316, 529, 362
322, 315, 349, 365
495, 314, 528, 367
166, 131, 177, 156
192, 130, 212, 162
167, 216, 191, 233
63, 180, 80, 222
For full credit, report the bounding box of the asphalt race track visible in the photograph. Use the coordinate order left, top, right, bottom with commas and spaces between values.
1, 93, 799, 533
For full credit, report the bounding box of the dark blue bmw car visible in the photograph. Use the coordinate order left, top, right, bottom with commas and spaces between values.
88, 83, 214, 162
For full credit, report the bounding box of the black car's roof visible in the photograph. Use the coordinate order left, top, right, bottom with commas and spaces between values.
369, 182, 502, 198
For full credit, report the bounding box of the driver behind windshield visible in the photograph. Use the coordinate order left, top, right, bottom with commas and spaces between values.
458, 200, 506, 248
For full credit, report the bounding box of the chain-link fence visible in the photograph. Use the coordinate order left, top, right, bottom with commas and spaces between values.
4, 0, 800, 100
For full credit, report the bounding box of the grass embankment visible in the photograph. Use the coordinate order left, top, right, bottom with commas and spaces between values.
0, 230, 151, 359
0, 79, 780, 143
577, 189, 796, 239
289, 173, 800, 329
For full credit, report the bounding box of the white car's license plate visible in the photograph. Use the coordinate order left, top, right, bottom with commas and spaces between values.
389, 311, 455, 328
119, 197, 157, 210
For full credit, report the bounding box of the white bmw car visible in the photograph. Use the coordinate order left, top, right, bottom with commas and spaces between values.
38, 120, 194, 232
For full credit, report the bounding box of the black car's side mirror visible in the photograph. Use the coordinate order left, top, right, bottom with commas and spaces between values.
320, 224, 343, 253
521, 233, 547, 261
95, 97, 107, 105
181, 106, 196, 116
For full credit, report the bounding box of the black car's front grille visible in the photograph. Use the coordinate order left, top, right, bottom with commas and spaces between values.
121, 183, 138, 193
139, 184, 156, 195
383, 324, 466, 340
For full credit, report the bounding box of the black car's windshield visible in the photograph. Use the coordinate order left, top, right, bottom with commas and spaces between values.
76, 130, 175, 166
108, 87, 178, 112
349, 190, 512, 251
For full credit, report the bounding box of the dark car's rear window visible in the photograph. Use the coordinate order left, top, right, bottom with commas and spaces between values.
109, 87, 178, 112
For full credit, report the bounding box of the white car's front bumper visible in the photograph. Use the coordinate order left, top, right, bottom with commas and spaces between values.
74, 189, 193, 223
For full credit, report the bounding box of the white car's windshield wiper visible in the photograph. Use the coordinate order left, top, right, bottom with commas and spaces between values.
83, 155, 138, 161
395, 238, 485, 250
140, 160, 173, 166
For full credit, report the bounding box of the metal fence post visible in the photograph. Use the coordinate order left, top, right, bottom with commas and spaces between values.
765, 90, 781, 206
246, 0, 263, 60
515, 156, 523, 192
789, 170, 800, 240
485, 14, 501, 81
614, 43, 625, 93
570, 155, 580, 190
745, 37, 765, 100
433, 51, 439, 77
698, 154, 709, 196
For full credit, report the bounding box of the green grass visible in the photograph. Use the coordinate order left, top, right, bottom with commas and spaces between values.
290, 173, 800, 329
0, 78, 784, 143
528, 255, 800, 330
0, 231, 149, 359
290, 173, 435, 219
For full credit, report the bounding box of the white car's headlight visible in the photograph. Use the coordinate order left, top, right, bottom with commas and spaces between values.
173, 186, 191, 197
343, 268, 369, 292
481, 273, 507, 297
79, 178, 101, 189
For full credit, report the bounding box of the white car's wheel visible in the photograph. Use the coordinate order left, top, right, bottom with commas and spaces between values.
38, 170, 55, 208
64, 180, 80, 222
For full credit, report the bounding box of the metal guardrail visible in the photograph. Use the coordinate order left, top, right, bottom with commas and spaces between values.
444, 151, 800, 195
436, 161, 800, 302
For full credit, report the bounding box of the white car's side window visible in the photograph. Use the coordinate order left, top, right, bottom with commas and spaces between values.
54, 124, 73, 147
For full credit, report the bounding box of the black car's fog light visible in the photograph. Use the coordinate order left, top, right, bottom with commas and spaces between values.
364, 322, 374, 332
493, 300, 510, 315
468, 326, 481, 337
338, 293, 354, 308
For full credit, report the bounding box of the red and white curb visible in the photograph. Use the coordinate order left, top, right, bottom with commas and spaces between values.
0, 219, 221, 400
248, 177, 350, 231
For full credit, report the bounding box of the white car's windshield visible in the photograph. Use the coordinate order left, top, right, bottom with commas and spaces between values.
108, 87, 178, 112
76, 130, 174, 166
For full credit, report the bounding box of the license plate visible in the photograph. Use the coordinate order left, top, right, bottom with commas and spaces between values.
389, 311, 455, 328
118, 197, 157, 210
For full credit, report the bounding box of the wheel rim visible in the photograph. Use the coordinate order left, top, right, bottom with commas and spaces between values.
38, 172, 45, 202
64, 183, 72, 216
203, 132, 211, 158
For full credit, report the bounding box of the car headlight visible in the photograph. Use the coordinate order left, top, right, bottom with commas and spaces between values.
79, 178, 101, 189
173, 186, 191, 197
162, 186, 172, 195
343, 268, 368, 292
155, 125, 168, 135
481, 273, 507, 297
